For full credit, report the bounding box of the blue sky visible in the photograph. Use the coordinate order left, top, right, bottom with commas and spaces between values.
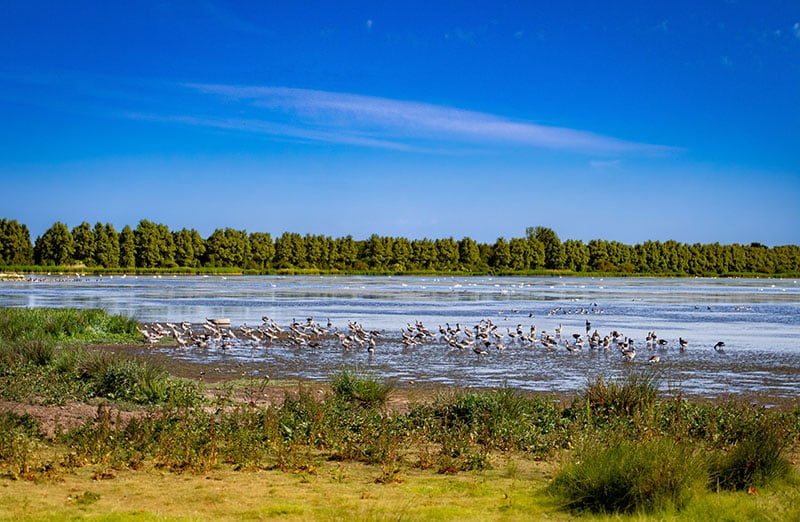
1, 1, 798, 246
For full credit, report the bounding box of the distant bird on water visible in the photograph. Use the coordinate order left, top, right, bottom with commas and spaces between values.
714, 341, 726, 351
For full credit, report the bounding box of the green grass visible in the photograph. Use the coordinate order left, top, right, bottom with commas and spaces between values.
0, 309, 798, 519
549, 435, 705, 515
709, 415, 794, 491
0, 308, 201, 407
0, 307, 140, 346
329, 369, 393, 410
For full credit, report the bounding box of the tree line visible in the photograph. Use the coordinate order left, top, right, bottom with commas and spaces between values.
0, 217, 798, 276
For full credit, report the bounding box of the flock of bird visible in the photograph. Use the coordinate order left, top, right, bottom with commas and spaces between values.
136, 315, 727, 364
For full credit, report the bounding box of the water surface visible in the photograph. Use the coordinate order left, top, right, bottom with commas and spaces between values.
2, 275, 798, 401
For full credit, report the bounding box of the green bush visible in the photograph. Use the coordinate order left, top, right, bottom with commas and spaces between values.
549, 435, 703, 515
420, 387, 565, 455
0, 412, 42, 479
279, 387, 325, 445
578, 369, 659, 422
709, 415, 793, 491
329, 369, 392, 410
77, 350, 200, 406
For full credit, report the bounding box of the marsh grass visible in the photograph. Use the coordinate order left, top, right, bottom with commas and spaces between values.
0, 309, 798, 519
0, 412, 43, 480
549, 435, 705, 515
0, 309, 195, 406
329, 369, 393, 410
0, 307, 139, 345
576, 369, 660, 433
709, 415, 794, 491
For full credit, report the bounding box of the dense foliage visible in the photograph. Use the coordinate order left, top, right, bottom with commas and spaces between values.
1, 218, 799, 275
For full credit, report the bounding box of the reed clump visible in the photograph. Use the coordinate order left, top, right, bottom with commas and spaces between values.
708, 415, 794, 491
549, 435, 704, 514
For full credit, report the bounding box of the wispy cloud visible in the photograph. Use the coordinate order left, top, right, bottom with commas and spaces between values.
0, 72, 677, 156
590, 159, 623, 169
178, 83, 677, 156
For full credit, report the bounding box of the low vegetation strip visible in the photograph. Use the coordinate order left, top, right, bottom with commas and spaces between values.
0, 309, 799, 520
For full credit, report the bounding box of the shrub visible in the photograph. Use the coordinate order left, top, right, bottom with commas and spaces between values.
709, 415, 793, 491
549, 435, 703, 515
329, 369, 392, 410
422, 387, 565, 455
279, 387, 325, 445
77, 350, 200, 405
0, 412, 43, 479
579, 369, 659, 421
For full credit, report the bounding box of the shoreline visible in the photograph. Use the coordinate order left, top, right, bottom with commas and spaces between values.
88, 343, 800, 412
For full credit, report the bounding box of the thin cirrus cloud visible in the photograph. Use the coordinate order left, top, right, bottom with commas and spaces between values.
0, 73, 676, 156
178, 83, 678, 156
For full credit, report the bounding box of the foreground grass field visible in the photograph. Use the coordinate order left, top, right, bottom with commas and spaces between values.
1, 449, 798, 521
1, 309, 799, 520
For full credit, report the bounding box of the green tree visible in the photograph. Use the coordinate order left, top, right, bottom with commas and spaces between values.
508, 237, 530, 270
334, 235, 358, 270
304, 234, 328, 269
532, 226, 564, 269
412, 238, 436, 270
93, 222, 120, 268
563, 239, 589, 272
71, 221, 95, 266
392, 237, 413, 271
173, 228, 205, 267
772, 245, 800, 273
588, 239, 612, 271
435, 237, 459, 271
34, 222, 74, 266
526, 234, 544, 270
119, 225, 136, 268
249, 232, 275, 269
0, 218, 34, 266
365, 234, 392, 270
458, 236, 480, 271
205, 228, 250, 267
608, 241, 635, 272
490, 237, 511, 269
134, 220, 176, 268
274, 232, 306, 268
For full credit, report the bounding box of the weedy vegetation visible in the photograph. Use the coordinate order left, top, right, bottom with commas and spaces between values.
0, 308, 798, 520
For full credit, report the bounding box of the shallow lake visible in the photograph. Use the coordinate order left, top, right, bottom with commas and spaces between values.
2, 275, 799, 401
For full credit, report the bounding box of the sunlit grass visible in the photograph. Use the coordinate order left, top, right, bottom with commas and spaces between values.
1, 457, 797, 521
1, 309, 799, 520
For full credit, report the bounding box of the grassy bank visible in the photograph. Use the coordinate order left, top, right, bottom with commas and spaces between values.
1, 309, 799, 520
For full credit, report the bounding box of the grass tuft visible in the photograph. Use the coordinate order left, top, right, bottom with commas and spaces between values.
549, 435, 704, 515
709, 415, 794, 491
329, 369, 393, 410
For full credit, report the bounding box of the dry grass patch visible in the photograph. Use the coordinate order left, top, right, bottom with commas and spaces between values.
0, 457, 565, 521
